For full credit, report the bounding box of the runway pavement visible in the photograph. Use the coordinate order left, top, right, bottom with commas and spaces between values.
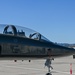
0, 55, 75, 75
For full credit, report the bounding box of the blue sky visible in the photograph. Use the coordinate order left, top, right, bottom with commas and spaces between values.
0, 0, 75, 43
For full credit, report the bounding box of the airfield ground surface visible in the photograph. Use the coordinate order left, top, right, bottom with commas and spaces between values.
0, 55, 75, 75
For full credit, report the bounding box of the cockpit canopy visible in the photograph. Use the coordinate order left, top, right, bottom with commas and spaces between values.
0, 24, 50, 42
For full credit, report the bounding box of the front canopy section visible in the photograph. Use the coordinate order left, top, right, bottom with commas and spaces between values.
0, 24, 50, 42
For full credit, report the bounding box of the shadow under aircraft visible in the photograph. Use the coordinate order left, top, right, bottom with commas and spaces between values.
0, 24, 74, 60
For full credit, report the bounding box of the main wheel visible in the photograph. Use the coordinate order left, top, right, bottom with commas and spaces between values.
46, 73, 52, 75
29, 60, 31, 62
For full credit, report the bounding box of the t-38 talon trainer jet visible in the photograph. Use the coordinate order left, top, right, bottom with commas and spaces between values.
0, 24, 75, 75
0, 24, 74, 60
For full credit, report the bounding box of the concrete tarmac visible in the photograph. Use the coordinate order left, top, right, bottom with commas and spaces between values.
0, 55, 75, 75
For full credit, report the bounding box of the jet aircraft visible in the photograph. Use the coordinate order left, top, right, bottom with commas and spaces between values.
0, 24, 75, 75
0, 24, 74, 60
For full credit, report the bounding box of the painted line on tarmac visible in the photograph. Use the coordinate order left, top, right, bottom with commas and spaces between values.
52, 70, 75, 75
3, 65, 75, 75
4, 65, 47, 71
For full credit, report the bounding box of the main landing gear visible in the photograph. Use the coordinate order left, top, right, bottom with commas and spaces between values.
46, 73, 52, 75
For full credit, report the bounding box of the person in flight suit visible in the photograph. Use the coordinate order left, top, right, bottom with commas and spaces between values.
44, 49, 54, 75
